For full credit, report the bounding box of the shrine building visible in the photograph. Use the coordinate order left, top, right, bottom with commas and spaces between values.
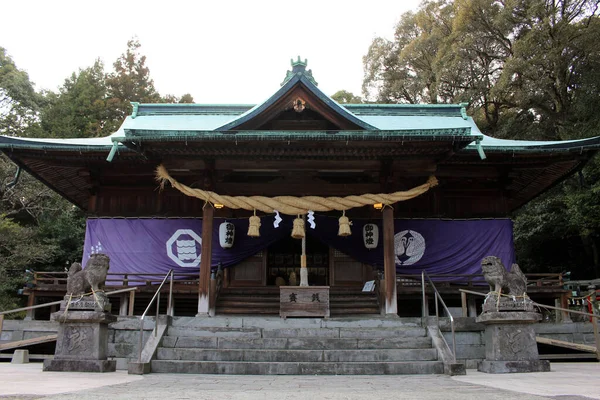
1, 58, 599, 319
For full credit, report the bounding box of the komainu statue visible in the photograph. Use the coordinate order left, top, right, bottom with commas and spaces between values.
481, 256, 527, 296
66, 253, 110, 296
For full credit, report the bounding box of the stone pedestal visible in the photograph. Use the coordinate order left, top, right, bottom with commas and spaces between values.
43, 294, 117, 373
476, 310, 550, 374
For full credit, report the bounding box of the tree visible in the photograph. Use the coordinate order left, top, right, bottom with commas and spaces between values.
104, 38, 162, 132
162, 93, 195, 103
363, 0, 600, 277
41, 60, 109, 138
495, 0, 600, 140
362, 1, 455, 104
331, 90, 363, 104
0, 47, 43, 137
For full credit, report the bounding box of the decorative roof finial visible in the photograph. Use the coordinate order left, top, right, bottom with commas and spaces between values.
281, 56, 318, 86
291, 56, 308, 68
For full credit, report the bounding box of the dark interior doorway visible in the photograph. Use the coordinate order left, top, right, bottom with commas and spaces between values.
266, 235, 329, 286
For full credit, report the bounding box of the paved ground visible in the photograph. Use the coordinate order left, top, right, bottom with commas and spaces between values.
1, 362, 599, 400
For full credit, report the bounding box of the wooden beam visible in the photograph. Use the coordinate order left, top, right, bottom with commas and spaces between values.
0, 334, 58, 351
383, 206, 397, 315
536, 336, 597, 354
197, 204, 214, 316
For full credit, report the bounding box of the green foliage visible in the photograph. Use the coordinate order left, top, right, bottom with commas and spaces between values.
514, 158, 600, 278
0, 47, 43, 137
364, 0, 600, 277
40, 38, 193, 138
162, 93, 195, 103
0, 154, 85, 310
104, 38, 162, 132
363, 1, 455, 104
0, 38, 196, 309
41, 60, 109, 138
331, 90, 363, 104
0, 215, 56, 311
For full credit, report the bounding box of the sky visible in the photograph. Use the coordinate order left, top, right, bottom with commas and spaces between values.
1, 0, 421, 104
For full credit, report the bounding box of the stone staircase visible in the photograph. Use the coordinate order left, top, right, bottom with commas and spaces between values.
150, 317, 443, 375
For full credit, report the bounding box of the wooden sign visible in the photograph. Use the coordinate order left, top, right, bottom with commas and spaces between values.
280, 286, 330, 318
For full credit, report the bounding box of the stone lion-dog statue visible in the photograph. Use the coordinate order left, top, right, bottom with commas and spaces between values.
481, 255, 527, 296
66, 253, 110, 296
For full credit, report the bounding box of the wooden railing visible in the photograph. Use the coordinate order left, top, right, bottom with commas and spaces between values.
396, 273, 563, 289
22, 271, 200, 319
30, 271, 200, 287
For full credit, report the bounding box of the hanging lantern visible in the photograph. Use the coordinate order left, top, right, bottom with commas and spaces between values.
291, 216, 305, 239
363, 223, 379, 249
338, 210, 352, 237
247, 210, 261, 237
219, 222, 235, 249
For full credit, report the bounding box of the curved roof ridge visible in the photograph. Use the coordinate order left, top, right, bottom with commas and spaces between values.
216, 75, 376, 131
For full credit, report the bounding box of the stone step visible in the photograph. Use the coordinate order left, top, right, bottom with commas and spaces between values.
168, 316, 423, 329
166, 327, 262, 338
166, 326, 427, 339
161, 336, 432, 350
156, 348, 438, 362
150, 360, 444, 375
338, 327, 427, 339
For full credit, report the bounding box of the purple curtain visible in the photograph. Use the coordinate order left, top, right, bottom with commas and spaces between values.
307, 216, 514, 276
83, 217, 514, 280
82, 218, 290, 279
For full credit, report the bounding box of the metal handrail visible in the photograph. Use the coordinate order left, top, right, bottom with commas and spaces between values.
422, 270, 457, 362
137, 269, 173, 364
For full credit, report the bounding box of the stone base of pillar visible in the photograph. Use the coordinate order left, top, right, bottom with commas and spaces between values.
43, 359, 116, 373
43, 294, 116, 373
478, 360, 550, 374
476, 311, 550, 374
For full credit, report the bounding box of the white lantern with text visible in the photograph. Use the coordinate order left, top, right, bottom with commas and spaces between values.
219, 222, 235, 249
363, 223, 379, 249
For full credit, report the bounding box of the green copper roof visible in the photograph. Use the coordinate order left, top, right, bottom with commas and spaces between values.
0, 59, 598, 156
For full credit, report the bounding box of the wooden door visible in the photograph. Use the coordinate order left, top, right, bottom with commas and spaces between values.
228, 252, 266, 287
329, 248, 369, 287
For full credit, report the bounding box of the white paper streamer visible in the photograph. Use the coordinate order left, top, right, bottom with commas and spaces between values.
273, 210, 282, 228
307, 210, 316, 229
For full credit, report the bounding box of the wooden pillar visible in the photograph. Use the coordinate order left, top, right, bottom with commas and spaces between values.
383, 206, 397, 315
197, 204, 214, 316
119, 294, 129, 316
461, 292, 468, 317
25, 293, 35, 320
468, 297, 478, 317
209, 274, 217, 317
128, 290, 135, 316
560, 293, 572, 323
